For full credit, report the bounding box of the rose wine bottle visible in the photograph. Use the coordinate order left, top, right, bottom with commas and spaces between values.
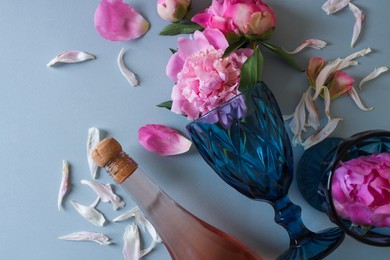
92, 137, 262, 260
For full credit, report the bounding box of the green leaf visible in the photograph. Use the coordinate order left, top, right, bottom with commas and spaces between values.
239, 47, 264, 92
223, 37, 248, 57
159, 21, 203, 35
156, 100, 173, 110
259, 41, 304, 71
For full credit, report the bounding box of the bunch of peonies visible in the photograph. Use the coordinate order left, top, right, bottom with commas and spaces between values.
332, 153, 390, 227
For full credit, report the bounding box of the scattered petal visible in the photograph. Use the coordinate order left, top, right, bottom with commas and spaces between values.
322, 0, 350, 15
339, 47, 371, 70
302, 118, 343, 150
47, 51, 95, 67
289, 93, 307, 146
123, 224, 141, 260
323, 87, 331, 121
348, 87, 373, 111
81, 179, 125, 210
118, 48, 139, 87
113, 207, 139, 222
58, 160, 70, 211
285, 39, 327, 54
313, 58, 342, 100
70, 198, 106, 226
359, 66, 389, 90
138, 124, 192, 156
304, 88, 320, 130
87, 127, 100, 179
58, 231, 112, 245
349, 3, 365, 48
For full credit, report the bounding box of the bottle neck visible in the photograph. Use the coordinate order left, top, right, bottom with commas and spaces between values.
105, 151, 138, 184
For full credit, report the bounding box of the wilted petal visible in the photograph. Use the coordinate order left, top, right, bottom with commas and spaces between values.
285, 39, 327, 54
118, 48, 139, 87
323, 87, 331, 121
304, 88, 320, 130
81, 179, 125, 210
322, 0, 350, 15
47, 51, 95, 67
138, 124, 192, 156
313, 58, 342, 100
87, 127, 100, 179
58, 231, 112, 245
327, 70, 354, 98
289, 93, 307, 146
94, 0, 150, 41
123, 224, 141, 260
58, 160, 70, 211
348, 87, 373, 111
70, 198, 106, 226
302, 118, 343, 149
349, 3, 365, 48
339, 47, 371, 70
359, 66, 389, 90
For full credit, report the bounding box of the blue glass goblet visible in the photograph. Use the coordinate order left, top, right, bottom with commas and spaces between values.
186, 82, 344, 260
297, 130, 390, 246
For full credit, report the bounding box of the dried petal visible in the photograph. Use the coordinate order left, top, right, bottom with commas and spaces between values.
118, 48, 139, 87
87, 127, 100, 179
302, 118, 343, 150
113, 207, 139, 222
58, 160, 70, 211
123, 224, 141, 260
138, 124, 192, 156
338, 47, 371, 70
322, 0, 350, 15
304, 88, 320, 130
285, 39, 327, 54
359, 66, 389, 90
58, 231, 112, 245
81, 179, 125, 210
313, 58, 342, 100
349, 3, 365, 48
47, 51, 95, 67
289, 93, 307, 146
70, 198, 106, 226
348, 87, 373, 111
323, 87, 331, 121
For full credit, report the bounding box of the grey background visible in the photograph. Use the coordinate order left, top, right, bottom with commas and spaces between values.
0, 0, 389, 259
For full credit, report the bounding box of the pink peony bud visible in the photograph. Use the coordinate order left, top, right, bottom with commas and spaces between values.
327, 70, 354, 99
94, 0, 150, 41
157, 0, 191, 22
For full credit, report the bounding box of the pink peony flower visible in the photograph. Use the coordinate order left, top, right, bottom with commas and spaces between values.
332, 152, 390, 227
94, 0, 150, 41
157, 0, 191, 22
138, 124, 192, 156
192, 0, 276, 40
166, 28, 253, 120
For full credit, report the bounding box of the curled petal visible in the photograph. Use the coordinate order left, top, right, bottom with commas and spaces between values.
123, 224, 141, 260
349, 3, 365, 48
327, 70, 354, 99
285, 39, 327, 54
70, 198, 106, 226
58, 232, 112, 245
94, 0, 150, 41
58, 160, 70, 211
81, 179, 125, 210
138, 124, 192, 156
323, 87, 331, 121
348, 87, 373, 111
289, 93, 307, 146
47, 51, 95, 67
338, 47, 371, 70
87, 127, 100, 179
313, 58, 342, 100
118, 48, 139, 87
302, 118, 343, 150
322, 0, 350, 15
359, 66, 389, 90
304, 88, 320, 130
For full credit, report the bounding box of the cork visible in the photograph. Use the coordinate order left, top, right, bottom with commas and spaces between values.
92, 137, 138, 183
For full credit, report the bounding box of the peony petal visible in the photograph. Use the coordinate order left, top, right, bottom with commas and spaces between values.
349, 3, 365, 48
348, 87, 373, 111
322, 0, 350, 15
87, 127, 100, 179
304, 87, 320, 130
94, 0, 150, 41
58, 231, 112, 245
285, 39, 327, 54
323, 87, 331, 121
118, 48, 139, 87
58, 160, 70, 211
313, 58, 342, 100
70, 198, 106, 226
302, 118, 343, 149
123, 224, 141, 260
289, 93, 307, 146
359, 66, 389, 90
138, 124, 192, 156
81, 179, 125, 210
47, 51, 95, 67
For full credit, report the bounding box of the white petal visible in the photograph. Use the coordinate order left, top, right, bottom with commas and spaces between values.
283, 114, 294, 121
339, 47, 371, 70
348, 87, 373, 111
87, 127, 100, 179
302, 118, 343, 149
70, 199, 106, 226
359, 66, 389, 90
304, 88, 320, 129
113, 207, 139, 222
133, 211, 162, 243
81, 179, 125, 210
47, 51, 95, 67
123, 224, 141, 260
349, 3, 365, 47
58, 231, 112, 245
313, 58, 342, 100
323, 87, 331, 121
322, 0, 350, 15
289, 93, 307, 146
58, 160, 70, 211
285, 39, 327, 54
118, 48, 139, 87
